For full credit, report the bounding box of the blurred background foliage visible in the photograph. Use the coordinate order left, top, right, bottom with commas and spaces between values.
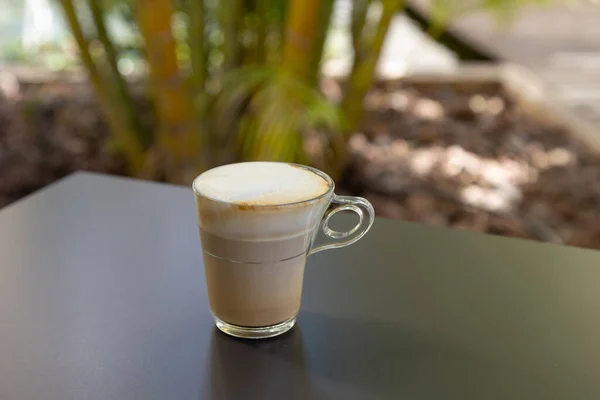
39, 0, 556, 183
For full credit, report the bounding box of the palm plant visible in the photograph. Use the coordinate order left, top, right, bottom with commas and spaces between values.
60, 0, 357, 183
57, 0, 555, 183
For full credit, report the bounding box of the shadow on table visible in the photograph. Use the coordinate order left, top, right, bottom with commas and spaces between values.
203, 324, 315, 399
200, 311, 496, 399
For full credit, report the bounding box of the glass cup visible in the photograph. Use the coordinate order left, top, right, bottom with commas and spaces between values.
192, 162, 375, 339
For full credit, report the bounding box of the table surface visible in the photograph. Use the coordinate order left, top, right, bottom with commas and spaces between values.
1, 172, 599, 400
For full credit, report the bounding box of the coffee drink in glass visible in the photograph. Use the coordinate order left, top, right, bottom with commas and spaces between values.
193, 162, 374, 339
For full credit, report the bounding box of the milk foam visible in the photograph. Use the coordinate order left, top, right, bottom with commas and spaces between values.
193, 162, 330, 205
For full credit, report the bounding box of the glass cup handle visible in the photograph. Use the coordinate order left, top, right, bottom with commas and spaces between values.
309, 195, 375, 255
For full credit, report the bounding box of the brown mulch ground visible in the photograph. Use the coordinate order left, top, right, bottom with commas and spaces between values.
340, 80, 600, 249
2, 76, 600, 249
0, 80, 127, 206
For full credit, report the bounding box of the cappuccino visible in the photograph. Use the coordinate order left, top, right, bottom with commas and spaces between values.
193, 163, 331, 328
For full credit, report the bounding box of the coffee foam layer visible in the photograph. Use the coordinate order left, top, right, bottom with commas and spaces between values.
195, 194, 330, 240
193, 162, 330, 205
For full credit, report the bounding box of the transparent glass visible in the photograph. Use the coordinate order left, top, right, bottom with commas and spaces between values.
193, 163, 375, 339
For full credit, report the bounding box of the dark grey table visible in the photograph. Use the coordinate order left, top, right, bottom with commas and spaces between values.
1, 172, 599, 400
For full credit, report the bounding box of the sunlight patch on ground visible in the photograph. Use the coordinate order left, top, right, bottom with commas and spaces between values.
349, 133, 559, 214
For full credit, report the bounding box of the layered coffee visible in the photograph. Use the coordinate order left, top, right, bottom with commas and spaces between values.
193, 162, 331, 327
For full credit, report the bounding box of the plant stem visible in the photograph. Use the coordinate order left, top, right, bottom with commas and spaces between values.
281, 0, 323, 81
342, 0, 402, 132
59, 0, 145, 174
307, 0, 334, 85
255, 0, 267, 64
88, 0, 150, 148
189, 0, 206, 95
351, 0, 371, 51
222, 0, 243, 72
135, 0, 206, 183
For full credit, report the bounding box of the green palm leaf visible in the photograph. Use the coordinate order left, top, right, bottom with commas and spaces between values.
211, 66, 343, 170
